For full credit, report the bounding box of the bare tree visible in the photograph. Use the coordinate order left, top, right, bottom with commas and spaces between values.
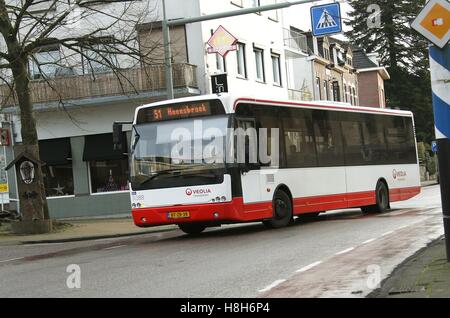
0, 0, 164, 230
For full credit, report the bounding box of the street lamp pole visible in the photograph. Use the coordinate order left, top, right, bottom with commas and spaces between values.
162, 0, 174, 100
161, 0, 319, 100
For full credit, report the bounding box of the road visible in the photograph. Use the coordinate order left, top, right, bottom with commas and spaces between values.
0, 185, 444, 298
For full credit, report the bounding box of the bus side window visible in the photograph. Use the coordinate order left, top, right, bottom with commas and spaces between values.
341, 114, 365, 166
283, 108, 317, 168
313, 110, 345, 167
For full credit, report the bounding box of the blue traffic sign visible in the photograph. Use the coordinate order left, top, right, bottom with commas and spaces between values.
432, 141, 438, 153
311, 3, 342, 37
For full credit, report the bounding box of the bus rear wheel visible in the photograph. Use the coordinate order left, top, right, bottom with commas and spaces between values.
178, 223, 206, 235
263, 190, 293, 229
362, 181, 390, 214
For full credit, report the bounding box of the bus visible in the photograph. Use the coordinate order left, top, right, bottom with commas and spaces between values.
115, 94, 421, 234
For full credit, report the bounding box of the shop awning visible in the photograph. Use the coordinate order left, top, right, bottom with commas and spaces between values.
39, 138, 72, 166
83, 133, 127, 161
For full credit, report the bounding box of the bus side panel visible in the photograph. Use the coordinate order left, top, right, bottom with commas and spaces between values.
345, 164, 421, 207
258, 167, 348, 215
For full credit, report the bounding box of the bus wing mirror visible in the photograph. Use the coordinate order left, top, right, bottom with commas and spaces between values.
113, 122, 125, 150
113, 121, 134, 152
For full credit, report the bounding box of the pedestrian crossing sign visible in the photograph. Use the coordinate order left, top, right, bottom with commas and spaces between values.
311, 3, 342, 37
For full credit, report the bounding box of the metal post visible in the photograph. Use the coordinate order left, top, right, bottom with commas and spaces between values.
162, 0, 174, 100
430, 44, 450, 262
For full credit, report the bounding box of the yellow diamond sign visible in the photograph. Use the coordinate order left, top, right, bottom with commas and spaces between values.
411, 0, 450, 48
207, 26, 238, 57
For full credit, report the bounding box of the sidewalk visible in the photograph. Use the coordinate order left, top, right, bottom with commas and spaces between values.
0, 218, 177, 246
421, 180, 439, 187
370, 237, 450, 298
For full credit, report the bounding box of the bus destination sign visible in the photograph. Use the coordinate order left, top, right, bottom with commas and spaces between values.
138, 102, 216, 124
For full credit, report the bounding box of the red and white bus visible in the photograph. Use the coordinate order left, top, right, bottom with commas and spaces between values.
120, 94, 421, 234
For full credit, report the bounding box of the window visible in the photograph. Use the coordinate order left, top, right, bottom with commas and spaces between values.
248, 0, 261, 7
236, 43, 247, 78
82, 44, 119, 74
29, 48, 61, 79
384, 116, 417, 164
347, 57, 353, 66
83, 133, 129, 193
332, 81, 341, 102
360, 114, 389, 165
341, 114, 367, 166
254, 47, 265, 82
323, 80, 329, 100
315, 77, 321, 100
231, 0, 244, 7
39, 138, 74, 197
323, 47, 330, 60
283, 108, 317, 168
271, 53, 281, 86
262, 0, 278, 21
89, 160, 129, 193
313, 110, 345, 167
216, 54, 227, 72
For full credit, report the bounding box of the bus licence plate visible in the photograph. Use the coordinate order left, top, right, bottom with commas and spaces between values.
168, 211, 190, 219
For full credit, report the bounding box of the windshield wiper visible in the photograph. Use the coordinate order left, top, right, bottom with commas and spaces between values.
134, 165, 221, 186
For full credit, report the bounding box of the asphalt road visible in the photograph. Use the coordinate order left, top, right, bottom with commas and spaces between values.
0, 185, 444, 298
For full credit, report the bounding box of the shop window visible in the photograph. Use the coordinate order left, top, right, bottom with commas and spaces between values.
83, 133, 129, 193
39, 138, 74, 197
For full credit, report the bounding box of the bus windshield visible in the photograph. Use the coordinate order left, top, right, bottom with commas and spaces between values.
130, 115, 230, 188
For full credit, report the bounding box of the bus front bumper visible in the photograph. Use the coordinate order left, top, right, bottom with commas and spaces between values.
132, 197, 273, 227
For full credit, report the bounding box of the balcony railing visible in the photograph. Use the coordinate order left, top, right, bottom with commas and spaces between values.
283, 28, 308, 54
0, 63, 198, 107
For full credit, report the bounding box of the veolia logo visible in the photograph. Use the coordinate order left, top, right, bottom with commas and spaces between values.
185, 188, 212, 196
393, 169, 407, 180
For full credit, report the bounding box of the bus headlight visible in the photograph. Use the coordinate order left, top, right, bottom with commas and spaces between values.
221, 196, 226, 202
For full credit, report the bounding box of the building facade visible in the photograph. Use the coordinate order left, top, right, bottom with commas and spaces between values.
0, 0, 388, 218
353, 49, 390, 108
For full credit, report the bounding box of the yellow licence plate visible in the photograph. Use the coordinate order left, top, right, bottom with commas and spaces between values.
168, 211, 190, 219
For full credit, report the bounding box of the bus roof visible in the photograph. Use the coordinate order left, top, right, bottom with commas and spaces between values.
134, 93, 413, 122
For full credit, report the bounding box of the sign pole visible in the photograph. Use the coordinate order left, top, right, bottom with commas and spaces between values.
430, 43, 450, 262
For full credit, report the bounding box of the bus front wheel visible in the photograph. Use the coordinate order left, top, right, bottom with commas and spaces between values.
263, 190, 293, 229
178, 223, 206, 235
362, 181, 390, 214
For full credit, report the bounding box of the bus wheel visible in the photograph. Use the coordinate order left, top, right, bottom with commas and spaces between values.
263, 190, 293, 229
362, 181, 390, 214
178, 223, 206, 235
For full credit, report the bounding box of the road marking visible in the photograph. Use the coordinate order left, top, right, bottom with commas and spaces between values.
362, 238, 376, 245
335, 247, 355, 255
0, 257, 24, 263
103, 245, 126, 251
22, 243, 64, 247
381, 231, 394, 237
258, 279, 286, 293
296, 261, 322, 273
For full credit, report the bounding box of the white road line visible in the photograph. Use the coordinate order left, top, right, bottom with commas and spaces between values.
258, 279, 286, 293
296, 261, 322, 273
103, 245, 126, 251
0, 257, 24, 263
335, 247, 355, 255
381, 231, 394, 237
362, 238, 376, 245
22, 243, 64, 247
